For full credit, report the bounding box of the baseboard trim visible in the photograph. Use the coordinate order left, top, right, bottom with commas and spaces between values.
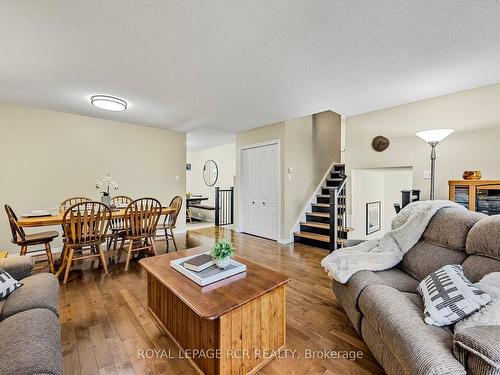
277, 236, 294, 244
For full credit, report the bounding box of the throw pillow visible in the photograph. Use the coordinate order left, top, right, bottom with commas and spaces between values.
454, 272, 500, 331
417, 264, 491, 326
0, 268, 22, 299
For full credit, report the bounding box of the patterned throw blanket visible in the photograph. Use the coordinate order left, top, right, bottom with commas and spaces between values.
321, 200, 465, 284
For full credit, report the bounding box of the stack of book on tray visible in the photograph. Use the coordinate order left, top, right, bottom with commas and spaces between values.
183, 254, 214, 271
170, 252, 246, 286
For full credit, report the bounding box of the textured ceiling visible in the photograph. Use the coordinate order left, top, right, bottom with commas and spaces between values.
1, 1, 500, 134
187, 128, 235, 151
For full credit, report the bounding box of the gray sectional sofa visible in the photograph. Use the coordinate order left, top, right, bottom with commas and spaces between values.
0, 256, 62, 375
333, 207, 500, 375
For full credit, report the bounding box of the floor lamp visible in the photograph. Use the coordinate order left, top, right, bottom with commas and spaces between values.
416, 129, 455, 200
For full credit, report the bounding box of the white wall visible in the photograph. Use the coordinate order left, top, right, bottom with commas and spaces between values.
383, 169, 414, 231
186, 142, 236, 221
351, 168, 412, 240
0, 102, 186, 252
346, 82, 500, 201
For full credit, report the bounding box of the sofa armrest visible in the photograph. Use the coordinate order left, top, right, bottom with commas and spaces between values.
453, 326, 500, 375
0, 256, 34, 280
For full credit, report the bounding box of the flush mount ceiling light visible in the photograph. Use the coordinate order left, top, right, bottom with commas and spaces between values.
90, 95, 127, 111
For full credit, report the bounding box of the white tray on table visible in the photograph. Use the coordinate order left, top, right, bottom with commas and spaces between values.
170, 252, 246, 286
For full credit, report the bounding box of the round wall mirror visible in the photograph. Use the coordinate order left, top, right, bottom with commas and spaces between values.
203, 160, 218, 187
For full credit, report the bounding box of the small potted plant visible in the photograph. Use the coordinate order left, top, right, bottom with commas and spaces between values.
95, 174, 119, 206
210, 239, 235, 269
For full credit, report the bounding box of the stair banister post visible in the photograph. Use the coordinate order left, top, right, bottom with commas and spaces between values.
215, 187, 220, 226
330, 187, 338, 253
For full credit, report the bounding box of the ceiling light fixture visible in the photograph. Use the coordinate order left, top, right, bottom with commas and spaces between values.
90, 95, 127, 111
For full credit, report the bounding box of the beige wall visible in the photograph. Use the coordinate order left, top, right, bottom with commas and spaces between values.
236, 111, 341, 241
351, 168, 413, 240
0, 102, 186, 252
346, 83, 500, 204
186, 142, 236, 221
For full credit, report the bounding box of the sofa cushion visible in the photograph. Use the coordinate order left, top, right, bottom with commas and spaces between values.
333, 268, 421, 333
422, 208, 484, 251
466, 215, 500, 260
0, 256, 33, 281
462, 255, 500, 283
453, 325, 500, 375
1, 272, 59, 320
403, 292, 425, 310
0, 308, 62, 375
375, 268, 420, 293
400, 240, 469, 281
359, 285, 466, 375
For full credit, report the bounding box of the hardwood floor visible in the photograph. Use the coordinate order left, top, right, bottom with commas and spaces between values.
59, 227, 385, 375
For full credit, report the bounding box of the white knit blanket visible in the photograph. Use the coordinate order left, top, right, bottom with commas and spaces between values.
321, 200, 466, 284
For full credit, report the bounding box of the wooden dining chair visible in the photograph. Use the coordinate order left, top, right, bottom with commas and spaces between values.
111, 195, 133, 206
4, 205, 58, 273
60, 201, 111, 284
59, 197, 91, 212
120, 198, 162, 271
108, 195, 133, 251
158, 196, 182, 252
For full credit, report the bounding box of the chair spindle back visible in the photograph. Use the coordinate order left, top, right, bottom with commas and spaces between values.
4, 205, 25, 243
62, 201, 111, 246
125, 198, 162, 239
60, 197, 91, 212
111, 195, 133, 206
163, 196, 183, 228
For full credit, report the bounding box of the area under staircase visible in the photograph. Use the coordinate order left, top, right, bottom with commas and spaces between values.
294, 164, 352, 252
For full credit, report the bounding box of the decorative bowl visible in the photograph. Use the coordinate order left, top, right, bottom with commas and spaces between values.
463, 171, 482, 180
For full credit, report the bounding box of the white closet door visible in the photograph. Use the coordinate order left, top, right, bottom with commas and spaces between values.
240, 143, 279, 240
259, 144, 278, 240
241, 147, 260, 236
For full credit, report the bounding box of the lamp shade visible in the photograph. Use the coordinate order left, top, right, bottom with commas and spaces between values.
416, 129, 454, 143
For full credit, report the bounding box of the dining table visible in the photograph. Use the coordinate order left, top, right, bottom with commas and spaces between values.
16, 206, 176, 276
17, 207, 176, 228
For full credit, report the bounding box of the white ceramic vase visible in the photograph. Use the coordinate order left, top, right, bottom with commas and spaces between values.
215, 257, 230, 269
101, 194, 111, 206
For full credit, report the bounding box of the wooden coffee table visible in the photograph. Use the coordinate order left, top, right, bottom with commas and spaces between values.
139, 246, 290, 375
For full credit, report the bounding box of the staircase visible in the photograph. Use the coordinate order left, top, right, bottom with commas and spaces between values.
294, 164, 351, 251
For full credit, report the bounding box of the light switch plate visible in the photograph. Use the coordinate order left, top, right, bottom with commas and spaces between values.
288, 167, 293, 173
423, 170, 432, 179
175, 175, 180, 181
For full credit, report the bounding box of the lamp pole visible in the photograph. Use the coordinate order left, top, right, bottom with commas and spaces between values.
416, 129, 454, 201
429, 141, 438, 200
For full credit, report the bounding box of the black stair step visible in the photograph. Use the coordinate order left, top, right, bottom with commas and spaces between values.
316, 194, 346, 204
311, 203, 329, 213
300, 222, 354, 232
